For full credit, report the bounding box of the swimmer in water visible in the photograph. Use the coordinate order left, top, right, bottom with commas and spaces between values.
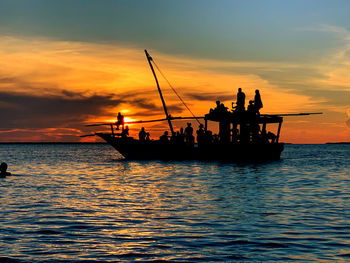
0, 162, 11, 177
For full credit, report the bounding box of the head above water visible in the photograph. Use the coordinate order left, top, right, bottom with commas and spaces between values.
0, 162, 7, 172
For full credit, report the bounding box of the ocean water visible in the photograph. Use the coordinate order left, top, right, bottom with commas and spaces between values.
0, 143, 349, 262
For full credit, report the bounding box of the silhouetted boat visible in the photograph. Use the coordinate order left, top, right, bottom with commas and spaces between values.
84, 50, 321, 161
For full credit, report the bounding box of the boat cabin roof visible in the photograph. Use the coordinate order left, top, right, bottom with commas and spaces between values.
205, 111, 283, 124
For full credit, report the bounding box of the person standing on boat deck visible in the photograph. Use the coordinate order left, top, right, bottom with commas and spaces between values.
139, 127, 146, 141
179, 127, 185, 143
116, 112, 124, 130
196, 124, 205, 145
236, 88, 246, 112
184, 123, 194, 144
0, 162, 11, 178
254, 89, 263, 113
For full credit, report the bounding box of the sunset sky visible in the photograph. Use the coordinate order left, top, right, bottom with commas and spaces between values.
1, 0, 350, 143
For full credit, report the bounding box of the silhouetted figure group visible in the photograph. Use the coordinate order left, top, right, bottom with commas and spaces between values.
138, 127, 150, 142
116, 88, 274, 147
0, 162, 11, 178
209, 100, 229, 120
235, 88, 263, 114
155, 122, 216, 147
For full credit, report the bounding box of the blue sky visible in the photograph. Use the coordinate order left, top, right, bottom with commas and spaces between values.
1, 0, 349, 61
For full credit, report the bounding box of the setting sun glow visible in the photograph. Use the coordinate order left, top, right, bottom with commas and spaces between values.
0, 2, 349, 143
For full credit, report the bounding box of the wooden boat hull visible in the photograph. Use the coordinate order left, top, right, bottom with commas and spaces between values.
97, 133, 284, 161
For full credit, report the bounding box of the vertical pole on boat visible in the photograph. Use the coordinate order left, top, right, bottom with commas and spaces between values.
145, 49, 175, 136
276, 118, 283, 143
110, 124, 115, 137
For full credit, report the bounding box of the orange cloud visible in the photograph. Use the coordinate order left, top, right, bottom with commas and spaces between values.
0, 35, 344, 143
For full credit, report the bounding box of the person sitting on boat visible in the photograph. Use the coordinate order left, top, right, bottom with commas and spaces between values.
258, 127, 268, 144
139, 127, 146, 141
236, 88, 246, 112
170, 132, 177, 143
204, 130, 213, 144
215, 101, 228, 113
146, 132, 150, 142
121, 125, 129, 139
247, 100, 258, 120
267, 131, 276, 143
196, 123, 205, 145
247, 100, 255, 113
232, 126, 239, 143
251, 123, 260, 143
212, 134, 220, 143
116, 112, 125, 130
184, 123, 194, 144
160, 131, 169, 143
0, 162, 11, 178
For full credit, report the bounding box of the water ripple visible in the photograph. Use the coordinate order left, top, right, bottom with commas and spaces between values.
0, 143, 349, 262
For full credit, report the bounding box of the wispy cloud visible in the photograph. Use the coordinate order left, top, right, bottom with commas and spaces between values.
0, 35, 346, 142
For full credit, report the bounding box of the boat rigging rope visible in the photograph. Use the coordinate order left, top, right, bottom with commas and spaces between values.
151, 59, 202, 125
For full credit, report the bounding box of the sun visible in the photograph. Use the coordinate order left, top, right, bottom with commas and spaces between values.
124, 117, 135, 123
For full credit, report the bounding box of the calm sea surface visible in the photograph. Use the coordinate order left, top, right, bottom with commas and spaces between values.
0, 143, 349, 262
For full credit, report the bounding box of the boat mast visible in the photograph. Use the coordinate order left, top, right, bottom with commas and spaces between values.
144, 49, 175, 136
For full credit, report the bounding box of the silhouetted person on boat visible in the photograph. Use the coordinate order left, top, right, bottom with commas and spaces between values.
179, 128, 185, 143
139, 127, 146, 141
205, 130, 213, 144
258, 127, 268, 143
213, 100, 228, 115
251, 123, 260, 143
160, 131, 169, 143
232, 126, 239, 143
185, 123, 194, 144
267, 131, 276, 143
247, 100, 255, 113
170, 132, 177, 143
196, 123, 205, 145
116, 112, 125, 130
213, 134, 219, 143
254, 89, 263, 113
236, 88, 246, 112
247, 100, 258, 121
0, 162, 11, 178
121, 125, 129, 139
146, 132, 150, 142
